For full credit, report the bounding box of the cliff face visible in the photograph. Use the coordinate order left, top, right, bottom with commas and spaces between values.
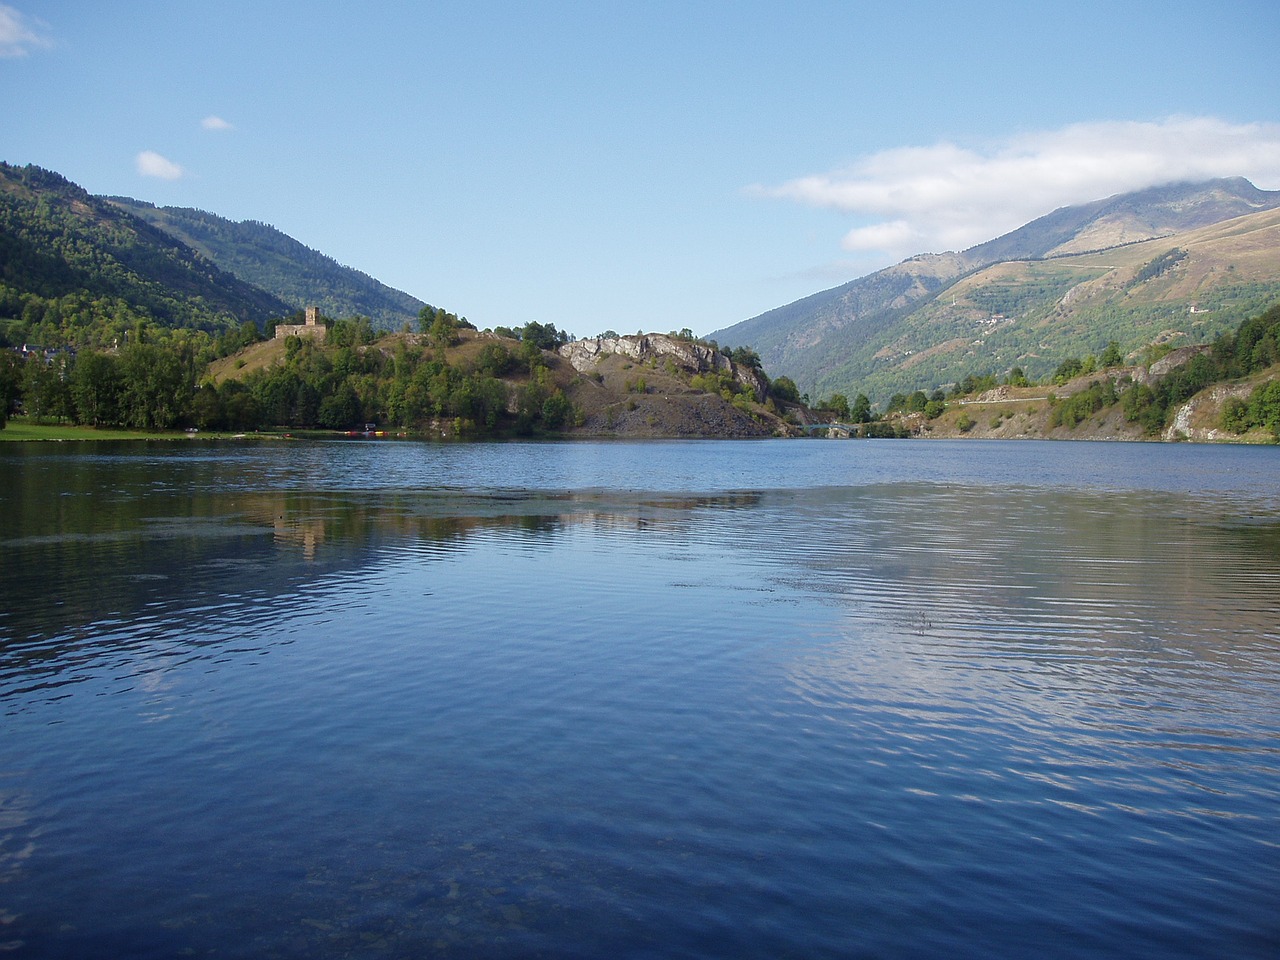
1161, 382, 1257, 443
561, 334, 769, 401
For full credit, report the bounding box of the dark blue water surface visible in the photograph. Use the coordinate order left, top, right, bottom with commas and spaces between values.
1, 439, 1278, 959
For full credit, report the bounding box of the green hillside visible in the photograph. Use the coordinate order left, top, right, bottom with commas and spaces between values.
713, 178, 1280, 406
107, 199, 425, 331
0, 162, 291, 348
821, 208, 1280, 405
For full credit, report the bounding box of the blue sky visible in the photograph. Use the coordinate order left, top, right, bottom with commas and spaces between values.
4, 1, 1279, 339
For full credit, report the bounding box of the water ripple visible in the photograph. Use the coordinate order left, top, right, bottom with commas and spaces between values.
1, 443, 1279, 958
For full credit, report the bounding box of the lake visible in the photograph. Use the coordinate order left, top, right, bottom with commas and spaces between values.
2, 438, 1278, 959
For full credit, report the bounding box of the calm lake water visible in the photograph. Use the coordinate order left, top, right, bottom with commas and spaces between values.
2, 438, 1278, 959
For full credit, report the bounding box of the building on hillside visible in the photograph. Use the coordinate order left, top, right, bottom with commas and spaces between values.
13, 343, 76, 363
274, 306, 327, 340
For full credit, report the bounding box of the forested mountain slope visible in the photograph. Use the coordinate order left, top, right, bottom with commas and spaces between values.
0, 163, 291, 345
107, 199, 425, 331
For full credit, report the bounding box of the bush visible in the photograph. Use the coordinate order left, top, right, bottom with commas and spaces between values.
770, 376, 800, 403
1221, 397, 1251, 433
1225, 380, 1280, 436
541, 390, 572, 429
1052, 357, 1084, 385
475, 342, 514, 377
1049, 379, 1117, 429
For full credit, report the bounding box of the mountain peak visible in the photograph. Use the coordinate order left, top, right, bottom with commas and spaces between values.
965, 177, 1280, 264
710, 178, 1280, 405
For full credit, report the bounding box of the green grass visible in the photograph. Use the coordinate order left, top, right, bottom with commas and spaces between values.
1, 420, 156, 441
0, 419, 276, 442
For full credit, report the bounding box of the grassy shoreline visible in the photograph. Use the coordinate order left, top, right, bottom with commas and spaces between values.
0, 419, 289, 442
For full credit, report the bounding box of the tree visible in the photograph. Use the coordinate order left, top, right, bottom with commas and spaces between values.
1121, 383, 1163, 434
0, 351, 21, 428
118, 342, 193, 430
541, 389, 572, 430
1250, 333, 1279, 371
22, 355, 72, 422
1249, 380, 1280, 434
1100, 341, 1123, 368
475, 342, 513, 377
850, 393, 872, 423
418, 304, 457, 336
330, 317, 375, 348
191, 382, 225, 431
521, 321, 566, 350
218, 381, 261, 430
218, 319, 261, 356
1052, 357, 1084, 385
318, 382, 361, 428
70, 351, 122, 426
950, 373, 998, 398
770, 376, 800, 403
426, 313, 460, 351
819, 393, 850, 420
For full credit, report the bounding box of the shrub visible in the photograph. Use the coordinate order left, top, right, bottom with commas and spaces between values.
1049, 379, 1117, 428
770, 376, 800, 403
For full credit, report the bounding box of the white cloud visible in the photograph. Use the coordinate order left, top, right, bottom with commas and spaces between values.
755, 117, 1280, 263
841, 220, 920, 253
0, 4, 50, 57
201, 115, 233, 131
136, 150, 185, 181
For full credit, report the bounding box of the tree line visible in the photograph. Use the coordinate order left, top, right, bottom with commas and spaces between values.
0, 309, 582, 436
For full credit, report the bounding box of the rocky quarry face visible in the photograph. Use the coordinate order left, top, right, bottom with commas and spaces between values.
559, 334, 768, 401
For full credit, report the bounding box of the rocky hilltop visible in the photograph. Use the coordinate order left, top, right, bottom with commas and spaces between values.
561, 334, 769, 400
557, 333, 794, 437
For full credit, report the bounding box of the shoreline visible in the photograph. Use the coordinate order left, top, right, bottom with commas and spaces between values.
3, 420, 1274, 445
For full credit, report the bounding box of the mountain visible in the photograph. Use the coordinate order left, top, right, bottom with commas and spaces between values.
0, 162, 291, 337
713, 178, 1280, 405
106, 199, 425, 331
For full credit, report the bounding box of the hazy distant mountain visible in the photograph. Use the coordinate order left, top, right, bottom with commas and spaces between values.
106, 199, 426, 331
0, 162, 291, 334
712, 178, 1280, 404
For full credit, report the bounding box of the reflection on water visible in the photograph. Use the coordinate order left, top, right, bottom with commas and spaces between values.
1, 441, 1279, 959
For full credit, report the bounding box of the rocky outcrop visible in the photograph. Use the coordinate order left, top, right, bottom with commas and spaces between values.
1148, 344, 1214, 378
560, 335, 769, 401
1163, 382, 1254, 442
